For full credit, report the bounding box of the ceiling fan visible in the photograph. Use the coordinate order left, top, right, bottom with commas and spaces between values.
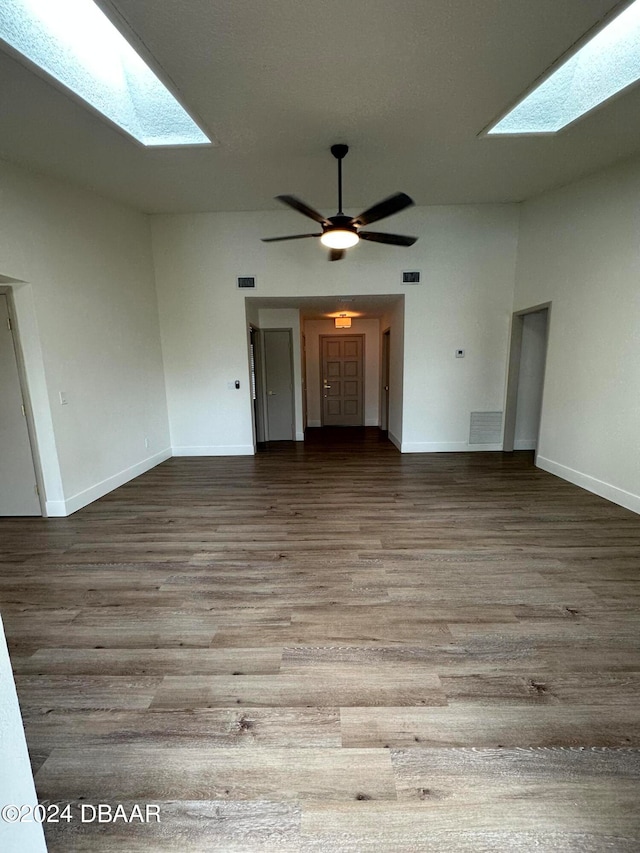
262, 144, 418, 261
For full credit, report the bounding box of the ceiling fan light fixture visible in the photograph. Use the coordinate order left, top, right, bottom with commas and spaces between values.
262, 145, 416, 257
320, 230, 360, 250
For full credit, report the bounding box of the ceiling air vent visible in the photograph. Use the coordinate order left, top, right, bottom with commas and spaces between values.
469, 411, 503, 445
237, 276, 256, 290
402, 271, 421, 284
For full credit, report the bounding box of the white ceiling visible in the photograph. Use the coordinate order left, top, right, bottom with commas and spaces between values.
1, 0, 638, 214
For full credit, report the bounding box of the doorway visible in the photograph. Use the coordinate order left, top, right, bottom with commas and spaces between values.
320, 335, 364, 426
262, 329, 295, 441
503, 305, 550, 457
0, 292, 42, 515
381, 328, 390, 432
249, 325, 266, 445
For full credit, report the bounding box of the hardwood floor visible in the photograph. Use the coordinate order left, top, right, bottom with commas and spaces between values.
1, 428, 639, 851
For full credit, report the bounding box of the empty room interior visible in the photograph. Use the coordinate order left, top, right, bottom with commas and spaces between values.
1, 1, 639, 851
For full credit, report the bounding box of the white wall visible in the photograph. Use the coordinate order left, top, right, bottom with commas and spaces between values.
0, 160, 171, 515
514, 309, 548, 450
258, 308, 304, 440
0, 616, 46, 853
304, 318, 380, 427
515, 154, 640, 514
151, 205, 519, 455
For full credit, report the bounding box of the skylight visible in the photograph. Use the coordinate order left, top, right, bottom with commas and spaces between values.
0, 0, 211, 146
488, 0, 640, 134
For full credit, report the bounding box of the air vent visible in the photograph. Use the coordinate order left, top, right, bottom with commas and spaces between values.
402, 271, 421, 284
237, 276, 256, 289
469, 411, 503, 445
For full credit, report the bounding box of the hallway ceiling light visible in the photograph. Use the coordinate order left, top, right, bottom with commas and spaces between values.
487, 0, 640, 134
335, 314, 352, 329
0, 0, 211, 146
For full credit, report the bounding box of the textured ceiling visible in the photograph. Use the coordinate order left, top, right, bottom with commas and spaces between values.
0, 0, 638, 213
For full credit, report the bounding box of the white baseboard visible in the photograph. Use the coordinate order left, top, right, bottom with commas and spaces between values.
388, 430, 402, 450
172, 445, 254, 457
295, 431, 305, 441
514, 439, 537, 450
536, 456, 640, 516
46, 448, 172, 517
306, 420, 322, 428
400, 441, 503, 453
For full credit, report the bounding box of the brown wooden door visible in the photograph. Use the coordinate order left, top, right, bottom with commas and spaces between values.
321, 335, 364, 426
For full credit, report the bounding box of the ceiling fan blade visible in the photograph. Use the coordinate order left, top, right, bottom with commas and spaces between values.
261, 233, 322, 242
276, 195, 329, 225
353, 192, 414, 226
359, 231, 417, 247
329, 249, 345, 261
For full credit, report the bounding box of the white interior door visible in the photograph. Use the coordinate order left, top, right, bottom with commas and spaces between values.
263, 329, 294, 441
0, 294, 41, 515
503, 305, 550, 457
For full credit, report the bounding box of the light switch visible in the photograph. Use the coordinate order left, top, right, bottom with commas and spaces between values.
455, 349, 465, 358
59, 391, 68, 405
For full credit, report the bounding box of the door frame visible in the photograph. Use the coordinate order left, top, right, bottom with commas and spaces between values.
380, 327, 390, 432
319, 333, 365, 427
503, 301, 551, 461
248, 324, 267, 447
0, 287, 45, 515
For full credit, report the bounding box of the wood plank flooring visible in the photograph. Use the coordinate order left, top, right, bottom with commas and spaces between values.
1, 427, 639, 851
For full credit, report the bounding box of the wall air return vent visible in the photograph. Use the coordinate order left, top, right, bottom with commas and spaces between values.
402, 271, 421, 284
237, 276, 256, 289
469, 411, 503, 445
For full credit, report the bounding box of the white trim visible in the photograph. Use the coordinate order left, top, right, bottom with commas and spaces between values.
536, 456, 640, 516
46, 448, 171, 517
365, 418, 379, 427
400, 441, 504, 453
172, 445, 253, 457
514, 439, 537, 450
306, 420, 322, 428
295, 431, 305, 441
388, 430, 402, 451
0, 616, 47, 852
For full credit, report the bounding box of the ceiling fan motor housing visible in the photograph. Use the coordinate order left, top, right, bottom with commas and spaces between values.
326, 214, 357, 234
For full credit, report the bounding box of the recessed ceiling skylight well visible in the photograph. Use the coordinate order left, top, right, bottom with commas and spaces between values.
0, 0, 211, 146
487, 0, 640, 134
